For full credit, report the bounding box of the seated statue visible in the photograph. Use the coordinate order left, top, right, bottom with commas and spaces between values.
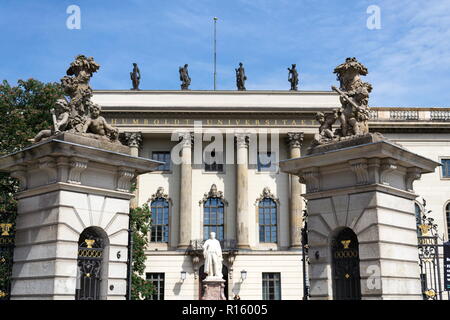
28, 99, 70, 143
312, 111, 338, 146
83, 103, 119, 141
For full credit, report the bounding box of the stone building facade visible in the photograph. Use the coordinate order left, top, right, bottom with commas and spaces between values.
92, 90, 450, 300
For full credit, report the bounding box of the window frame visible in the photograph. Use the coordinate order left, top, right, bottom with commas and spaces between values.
439, 157, 450, 179
258, 197, 278, 243
262, 272, 282, 300
151, 151, 172, 173
150, 197, 170, 243
146, 273, 165, 300
203, 197, 225, 241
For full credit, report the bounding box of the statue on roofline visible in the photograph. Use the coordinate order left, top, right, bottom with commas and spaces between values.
235, 62, 247, 91
288, 64, 299, 91
29, 55, 121, 144
130, 63, 141, 90
179, 64, 191, 90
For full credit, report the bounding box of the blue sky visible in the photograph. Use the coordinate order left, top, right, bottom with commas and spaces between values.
1, 0, 450, 106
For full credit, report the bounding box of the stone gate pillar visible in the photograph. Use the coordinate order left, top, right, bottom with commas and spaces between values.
0, 133, 160, 300
280, 137, 439, 300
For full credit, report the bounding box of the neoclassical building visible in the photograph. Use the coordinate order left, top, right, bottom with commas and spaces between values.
92, 90, 450, 300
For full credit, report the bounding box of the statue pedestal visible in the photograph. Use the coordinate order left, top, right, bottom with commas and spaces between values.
280, 139, 439, 300
201, 277, 226, 300
0, 135, 161, 300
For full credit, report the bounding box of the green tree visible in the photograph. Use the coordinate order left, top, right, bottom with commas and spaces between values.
129, 203, 155, 300
0, 78, 64, 298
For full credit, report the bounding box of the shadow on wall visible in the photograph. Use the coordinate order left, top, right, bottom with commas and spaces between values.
232, 281, 242, 298
172, 256, 194, 296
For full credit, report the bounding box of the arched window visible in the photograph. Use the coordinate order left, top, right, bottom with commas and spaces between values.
201, 184, 226, 241
258, 198, 277, 243
446, 203, 450, 239
203, 198, 224, 241
150, 187, 170, 243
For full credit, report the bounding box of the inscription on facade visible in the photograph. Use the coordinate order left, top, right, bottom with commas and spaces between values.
104, 117, 318, 127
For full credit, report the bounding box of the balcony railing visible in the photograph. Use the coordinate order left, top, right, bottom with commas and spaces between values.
188, 239, 237, 254
389, 110, 419, 120
430, 110, 450, 121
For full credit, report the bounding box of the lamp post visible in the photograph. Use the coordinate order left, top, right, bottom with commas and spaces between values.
213, 17, 218, 90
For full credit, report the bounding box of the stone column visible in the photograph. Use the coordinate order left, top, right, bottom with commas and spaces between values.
178, 132, 193, 249
235, 133, 250, 249
123, 132, 143, 209
286, 132, 304, 249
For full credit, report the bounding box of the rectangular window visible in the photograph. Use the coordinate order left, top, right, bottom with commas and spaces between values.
146, 273, 165, 300
441, 159, 450, 178
204, 150, 224, 172
152, 151, 171, 171
262, 272, 281, 300
257, 152, 277, 172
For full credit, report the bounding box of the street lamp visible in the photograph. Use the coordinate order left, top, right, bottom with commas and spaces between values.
180, 271, 187, 282
241, 270, 247, 281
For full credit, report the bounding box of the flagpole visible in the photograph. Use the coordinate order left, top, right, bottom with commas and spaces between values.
213, 17, 218, 90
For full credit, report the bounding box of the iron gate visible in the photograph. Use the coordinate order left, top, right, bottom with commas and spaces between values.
0, 218, 14, 300
417, 201, 445, 300
331, 228, 362, 300
75, 229, 104, 300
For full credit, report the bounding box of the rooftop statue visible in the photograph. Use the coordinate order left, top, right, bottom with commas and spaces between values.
130, 63, 141, 90
288, 64, 299, 91
179, 64, 191, 90
29, 55, 120, 144
311, 57, 374, 148
235, 62, 247, 91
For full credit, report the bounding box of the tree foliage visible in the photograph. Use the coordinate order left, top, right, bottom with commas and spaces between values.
129, 203, 155, 300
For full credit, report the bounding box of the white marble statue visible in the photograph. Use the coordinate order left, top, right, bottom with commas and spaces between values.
203, 232, 223, 279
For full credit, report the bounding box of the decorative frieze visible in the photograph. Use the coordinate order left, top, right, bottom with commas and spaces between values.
68, 157, 89, 184
286, 132, 304, 149
10, 165, 27, 191
405, 167, 422, 192
200, 184, 227, 205
116, 167, 136, 192
255, 187, 279, 205
348, 159, 369, 185
38, 156, 57, 184
149, 187, 172, 204
380, 158, 398, 185
122, 132, 143, 149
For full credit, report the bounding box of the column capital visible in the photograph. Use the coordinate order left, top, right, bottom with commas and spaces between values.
286, 132, 304, 149
122, 132, 143, 149
234, 133, 249, 149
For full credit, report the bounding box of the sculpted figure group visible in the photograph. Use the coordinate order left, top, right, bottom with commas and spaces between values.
30, 55, 120, 144
312, 57, 373, 147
